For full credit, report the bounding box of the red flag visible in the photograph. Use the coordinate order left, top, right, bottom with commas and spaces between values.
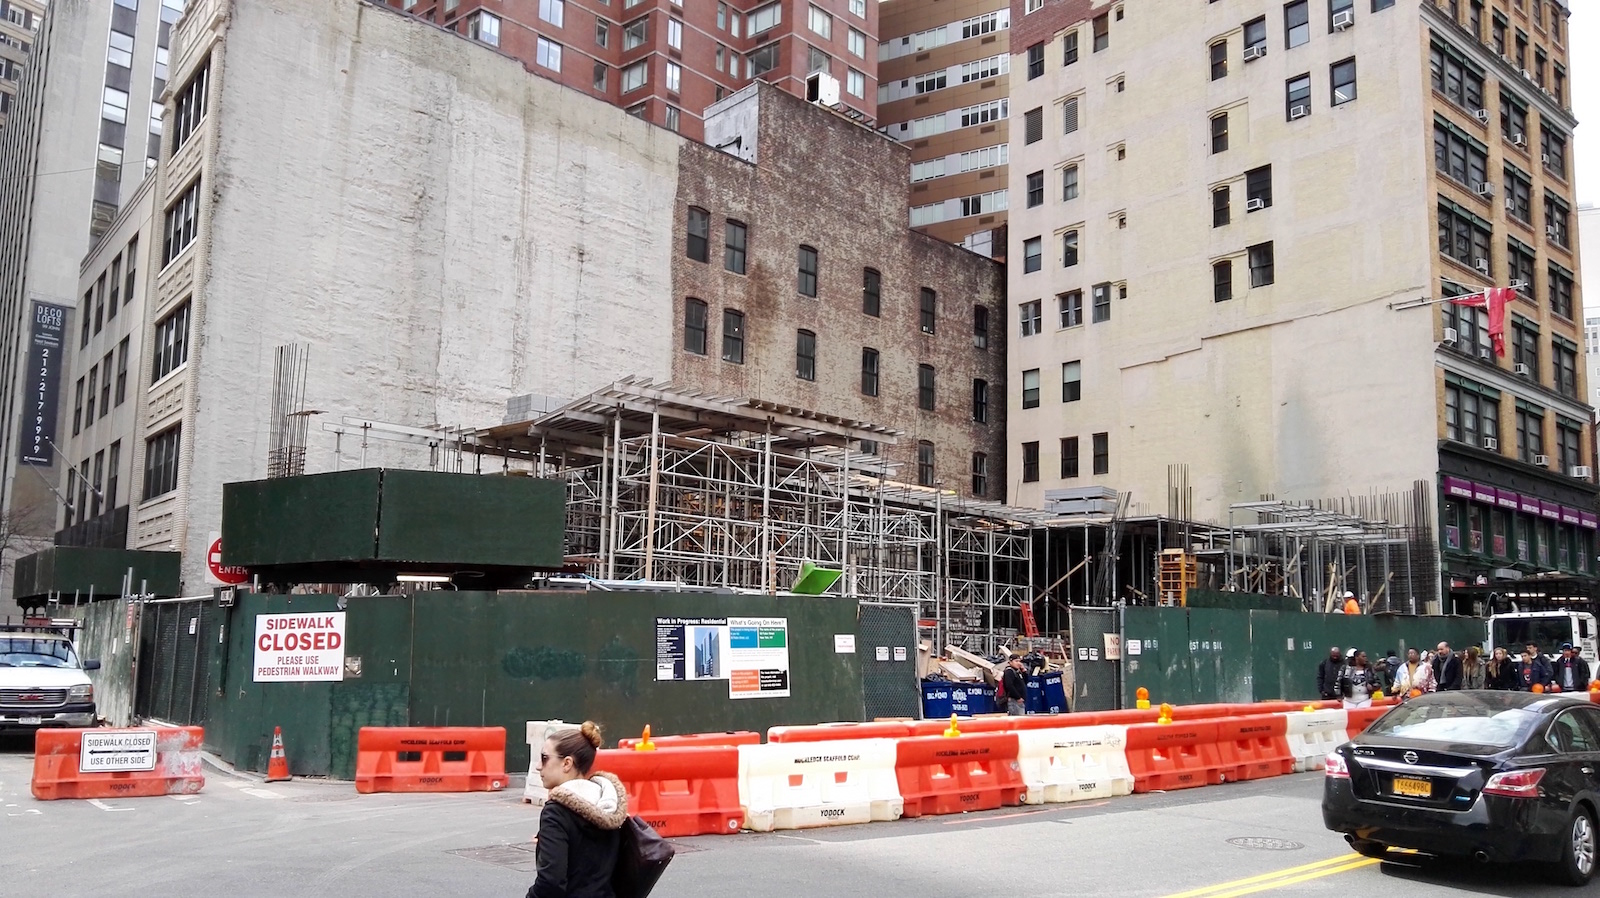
1448, 287, 1513, 357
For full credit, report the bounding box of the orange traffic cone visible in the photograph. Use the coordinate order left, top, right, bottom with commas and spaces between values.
265, 727, 291, 782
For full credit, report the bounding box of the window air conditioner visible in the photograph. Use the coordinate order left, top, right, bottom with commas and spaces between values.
1443, 326, 1459, 345
1547, 225, 1560, 239
1474, 258, 1491, 274
1243, 45, 1267, 62
1473, 108, 1490, 124
1512, 133, 1527, 147
1246, 197, 1266, 211
1534, 454, 1550, 467
1515, 362, 1531, 376
1505, 198, 1517, 214
1541, 153, 1552, 165
1482, 437, 1499, 450
1522, 69, 1534, 82
1571, 465, 1593, 479
1332, 9, 1354, 29
1289, 104, 1310, 120
1474, 181, 1494, 197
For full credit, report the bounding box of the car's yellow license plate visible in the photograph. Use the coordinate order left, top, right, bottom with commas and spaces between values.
1392, 777, 1431, 797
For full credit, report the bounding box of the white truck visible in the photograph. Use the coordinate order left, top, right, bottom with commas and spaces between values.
0, 620, 100, 734
1485, 609, 1598, 665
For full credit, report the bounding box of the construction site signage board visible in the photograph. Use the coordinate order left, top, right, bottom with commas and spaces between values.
80, 730, 157, 772
655, 617, 729, 681
728, 617, 790, 699
253, 612, 346, 682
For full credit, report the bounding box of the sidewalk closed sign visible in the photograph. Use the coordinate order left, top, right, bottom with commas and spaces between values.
253, 612, 347, 682
80, 731, 157, 772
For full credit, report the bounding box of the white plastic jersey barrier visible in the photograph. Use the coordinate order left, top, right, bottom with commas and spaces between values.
524, 720, 580, 804
738, 738, 903, 831
1016, 726, 1134, 805
1283, 710, 1349, 772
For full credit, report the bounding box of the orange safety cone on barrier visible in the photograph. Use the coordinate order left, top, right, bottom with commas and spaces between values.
1123, 720, 1224, 792
1213, 716, 1293, 781
32, 726, 205, 800
355, 727, 507, 794
601, 746, 744, 836
265, 727, 291, 782
894, 732, 1024, 817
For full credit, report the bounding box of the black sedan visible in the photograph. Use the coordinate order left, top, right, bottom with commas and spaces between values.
1323, 691, 1600, 885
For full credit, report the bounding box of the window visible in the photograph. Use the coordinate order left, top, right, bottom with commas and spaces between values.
808, 4, 832, 38
914, 364, 936, 410
80, 291, 90, 348
470, 11, 501, 46
1213, 186, 1231, 228
152, 301, 191, 381
1210, 40, 1227, 80
1468, 0, 1482, 36
1430, 41, 1483, 111
1053, 232, 1077, 270
623, 17, 649, 50
844, 67, 866, 98
1092, 13, 1109, 52
539, 0, 564, 27
795, 330, 816, 381
748, 1, 781, 35
1248, 242, 1275, 286
971, 453, 989, 497
1544, 192, 1570, 247
1062, 165, 1079, 200
1512, 319, 1539, 379
1064, 30, 1079, 65
1022, 442, 1040, 483
621, 60, 648, 92
1060, 291, 1083, 327
1501, 91, 1527, 142
106, 442, 120, 510
115, 338, 129, 405
797, 245, 818, 296
1214, 260, 1233, 301
93, 275, 104, 334
1492, 14, 1507, 53
1024, 106, 1043, 144
667, 18, 682, 50
681, 299, 708, 354
1330, 58, 1356, 104
162, 180, 201, 266
848, 28, 865, 58
1210, 111, 1228, 154
72, 378, 83, 435
1092, 283, 1112, 322
685, 207, 710, 262
808, 46, 830, 74
1060, 361, 1082, 403
1443, 288, 1494, 360
1023, 237, 1042, 274
99, 352, 112, 417
1022, 369, 1041, 409
1437, 202, 1490, 269
1046, 437, 1075, 481
1507, 240, 1536, 298
1027, 42, 1044, 80
861, 269, 881, 316
1504, 166, 1532, 222
1286, 74, 1311, 119
973, 306, 990, 349
850, 0, 865, 17
1444, 381, 1500, 446
1026, 171, 1044, 208
1549, 265, 1573, 320
1246, 165, 1272, 209
85, 368, 97, 423
1244, 17, 1267, 54
537, 37, 563, 72
1092, 432, 1109, 475
143, 426, 181, 500
920, 288, 937, 334
1514, 30, 1526, 69
861, 348, 879, 396
1020, 300, 1042, 336
1285, 1, 1309, 48
108, 31, 133, 68
1554, 342, 1578, 397
724, 220, 747, 273
721, 309, 745, 363
597, 19, 609, 47
594, 62, 608, 91
102, 87, 129, 124
1328, 0, 1352, 30
107, 258, 121, 322
916, 442, 936, 486
124, 236, 137, 306
1517, 406, 1544, 464
1557, 419, 1583, 473
1434, 121, 1487, 186
1062, 96, 1079, 133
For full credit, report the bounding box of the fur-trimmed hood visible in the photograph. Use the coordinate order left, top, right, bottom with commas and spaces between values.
547, 771, 628, 831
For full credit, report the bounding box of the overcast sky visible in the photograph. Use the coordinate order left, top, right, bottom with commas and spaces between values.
1572, 6, 1598, 205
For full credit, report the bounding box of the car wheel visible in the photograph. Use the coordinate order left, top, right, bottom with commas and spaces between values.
1555, 807, 1597, 886
1349, 840, 1388, 860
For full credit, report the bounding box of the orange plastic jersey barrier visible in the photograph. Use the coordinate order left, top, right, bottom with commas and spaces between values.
32, 726, 205, 801
768, 721, 918, 743
894, 733, 1024, 818
602, 746, 745, 836
619, 731, 761, 749
1213, 715, 1294, 781
1123, 721, 1225, 793
355, 727, 507, 794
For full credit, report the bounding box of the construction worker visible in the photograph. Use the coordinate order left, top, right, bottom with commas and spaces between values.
1342, 591, 1360, 615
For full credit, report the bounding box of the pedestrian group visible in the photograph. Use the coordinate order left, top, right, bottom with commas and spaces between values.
1316, 641, 1591, 709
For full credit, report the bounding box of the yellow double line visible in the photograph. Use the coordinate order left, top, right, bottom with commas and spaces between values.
1157, 852, 1379, 898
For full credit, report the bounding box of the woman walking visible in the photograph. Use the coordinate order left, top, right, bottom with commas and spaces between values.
1461, 645, 1486, 690
1485, 646, 1520, 690
529, 722, 628, 898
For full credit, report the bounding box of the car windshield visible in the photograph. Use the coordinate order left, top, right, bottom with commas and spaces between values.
1492, 617, 1573, 654
0, 637, 80, 668
1366, 701, 1543, 748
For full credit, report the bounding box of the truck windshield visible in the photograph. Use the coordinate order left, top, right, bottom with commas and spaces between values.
0, 638, 80, 668
1492, 617, 1574, 653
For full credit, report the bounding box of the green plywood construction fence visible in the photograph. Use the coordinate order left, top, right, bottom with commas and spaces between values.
1120, 607, 1489, 708
13, 547, 180, 604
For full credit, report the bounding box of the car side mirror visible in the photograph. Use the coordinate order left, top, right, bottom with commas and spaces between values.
83, 659, 101, 671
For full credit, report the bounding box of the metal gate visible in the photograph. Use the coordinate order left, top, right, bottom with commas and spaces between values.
858, 602, 919, 719
134, 598, 222, 726
1069, 606, 1120, 711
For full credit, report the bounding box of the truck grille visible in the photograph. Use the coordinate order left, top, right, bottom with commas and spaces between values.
0, 688, 68, 705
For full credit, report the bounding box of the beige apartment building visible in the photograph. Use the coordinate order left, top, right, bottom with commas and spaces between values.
879, 0, 1011, 256
1006, 0, 1592, 613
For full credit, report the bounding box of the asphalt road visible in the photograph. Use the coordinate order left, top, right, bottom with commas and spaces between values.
0, 736, 1580, 897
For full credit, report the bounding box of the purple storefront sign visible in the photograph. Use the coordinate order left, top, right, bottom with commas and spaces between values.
1582, 512, 1599, 531
1495, 489, 1520, 510
1561, 507, 1582, 525
1539, 500, 1562, 521
1442, 476, 1473, 499
1472, 483, 1497, 504
1520, 495, 1542, 515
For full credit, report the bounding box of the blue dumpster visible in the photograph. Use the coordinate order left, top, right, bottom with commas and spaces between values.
951, 682, 995, 715
1024, 674, 1046, 713
1038, 672, 1068, 713
921, 679, 953, 719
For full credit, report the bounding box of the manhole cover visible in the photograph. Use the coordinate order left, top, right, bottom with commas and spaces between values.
449, 844, 540, 872
1227, 837, 1305, 851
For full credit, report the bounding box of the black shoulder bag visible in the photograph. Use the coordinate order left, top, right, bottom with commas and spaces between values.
612, 816, 675, 898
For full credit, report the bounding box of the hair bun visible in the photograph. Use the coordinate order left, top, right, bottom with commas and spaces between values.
580, 720, 603, 748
